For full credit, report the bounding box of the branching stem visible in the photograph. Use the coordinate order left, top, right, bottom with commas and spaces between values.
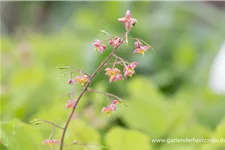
59, 32, 128, 150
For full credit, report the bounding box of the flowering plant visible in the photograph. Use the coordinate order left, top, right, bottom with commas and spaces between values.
31, 10, 153, 150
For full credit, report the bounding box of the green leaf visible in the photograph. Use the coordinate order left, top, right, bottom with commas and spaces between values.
0, 119, 44, 150
57, 119, 101, 150
121, 77, 171, 138
199, 117, 225, 150
105, 127, 151, 150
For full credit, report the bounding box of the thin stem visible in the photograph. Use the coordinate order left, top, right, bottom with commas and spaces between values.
117, 32, 127, 38
87, 88, 128, 106
58, 67, 91, 78
59, 32, 128, 150
100, 29, 112, 39
40, 120, 64, 130
125, 31, 128, 44
112, 54, 130, 63
112, 54, 129, 67
103, 61, 128, 67
48, 126, 55, 140
87, 88, 122, 100
112, 58, 117, 69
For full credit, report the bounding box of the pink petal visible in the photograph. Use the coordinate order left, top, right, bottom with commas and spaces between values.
131, 62, 139, 68
101, 107, 107, 112
133, 48, 140, 54
105, 68, 112, 72
109, 76, 116, 82
95, 39, 100, 43
68, 79, 74, 85
98, 46, 104, 53
43, 139, 50, 144
101, 44, 106, 50
125, 10, 131, 19
130, 18, 137, 24
75, 77, 82, 83
124, 71, 129, 78
123, 66, 128, 72
134, 41, 140, 48
52, 140, 60, 144
124, 70, 133, 78
66, 100, 75, 108
115, 74, 123, 80
109, 40, 114, 45
142, 46, 150, 50
92, 43, 100, 47
109, 104, 116, 111
113, 68, 120, 73
118, 17, 127, 23
113, 100, 119, 104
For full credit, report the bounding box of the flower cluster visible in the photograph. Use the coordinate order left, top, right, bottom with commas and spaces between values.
42, 139, 60, 145
105, 68, 123, 82
68, 75, 90, 86
104, 61, 138, 82
101, 100, 121, 116
124, 62, 138, 78
109, 37, 122, 47
75, 75, 90, 86
65, 100, 76, 109
92, 39, 106, 53
65, 10, 152, 122
118, 10, 137, 31
133, 39, 150, 56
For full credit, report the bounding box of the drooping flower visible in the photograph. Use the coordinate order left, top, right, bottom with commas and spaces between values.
102, 99, 123, 116
65, 100, 76, 109
133, 46, 150, 55
92, 39, 106, 53
118, 10, 137, 31
105, 68, 123, 82
42, 139, 60, 145
109, 37, 122, 47
101, 104, 116, 116
123, 62, 138, 78
75, 75, 90, 86
133, 40, 150, 56
68, 79, 75, 85
113, 99, 122, 104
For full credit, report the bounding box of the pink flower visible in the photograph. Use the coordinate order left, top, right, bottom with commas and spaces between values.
42, 139, 60, 145
75, 75, 90, 86
92, 39, 106, 53
68, 79, 75, 85
133, 46, 150, 55
118, 10, 137, 30
65, 100, 76, 109
109, 37, 123, 47
113, 99, 121, 104
134, 40, 143, 48
133, 40, 150, 55
123, 62, 138, 78
105, 68, 123, 82
101, 104, 116, 116
101, 99, 122, 116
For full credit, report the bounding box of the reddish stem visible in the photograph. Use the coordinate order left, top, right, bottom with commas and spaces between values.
59, 32, 128, 150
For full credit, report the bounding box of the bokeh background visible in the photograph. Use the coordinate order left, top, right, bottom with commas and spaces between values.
1, 1, 225, 150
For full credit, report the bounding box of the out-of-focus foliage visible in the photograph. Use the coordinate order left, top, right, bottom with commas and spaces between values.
1, 1, 225, 150
105, 127, 151, 150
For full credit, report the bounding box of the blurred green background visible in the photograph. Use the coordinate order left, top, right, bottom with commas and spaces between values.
1, 1, 225, 150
